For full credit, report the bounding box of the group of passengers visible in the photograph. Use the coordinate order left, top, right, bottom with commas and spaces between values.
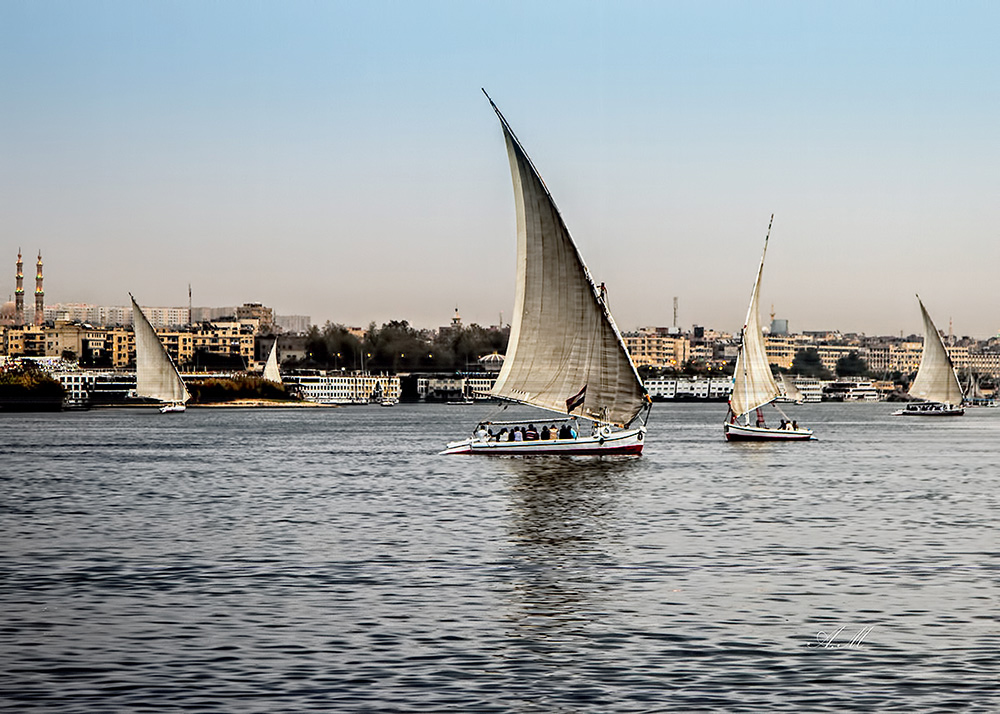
477, 422, 579, 442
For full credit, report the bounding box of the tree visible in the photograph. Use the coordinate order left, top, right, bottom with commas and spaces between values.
791, 348, 832, 379
835, 351, 869, 378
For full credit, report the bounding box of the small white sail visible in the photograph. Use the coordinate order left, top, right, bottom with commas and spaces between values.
908, 296, 964, 406
779, 373, 804, 403
484, 96, 647, 427
131, 294, 190, 405
262, 339, 281, 384
729, 218, 782, 420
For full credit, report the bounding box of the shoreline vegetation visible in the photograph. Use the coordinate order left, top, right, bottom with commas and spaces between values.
185, 375, 298, 406
0, 362, 66, 411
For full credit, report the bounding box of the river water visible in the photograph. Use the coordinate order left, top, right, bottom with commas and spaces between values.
1, 402, 997, 712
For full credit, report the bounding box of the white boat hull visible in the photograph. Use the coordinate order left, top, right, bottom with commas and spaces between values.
440, 425, 645, 455
892, 402, 964, 416
724, 422, 815, 441
159, 402, 187, 413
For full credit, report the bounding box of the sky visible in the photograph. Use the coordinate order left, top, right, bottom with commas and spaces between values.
2, 1, 998, 337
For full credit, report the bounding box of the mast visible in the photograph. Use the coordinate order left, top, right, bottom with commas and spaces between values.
728, 215, 782, 421
908, 295, 963, 406
482, 90, 646, 426
130, 293, 190, 404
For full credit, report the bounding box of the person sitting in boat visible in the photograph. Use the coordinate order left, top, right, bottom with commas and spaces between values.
513, 428, 523, 442
476, 423, 488, 441
792, 420, 798, 431
569, 424, 578, 439
525, 424, 539, 440
779, 419, 787, 430
496, 428, 508, 442
540, 425, 551, 440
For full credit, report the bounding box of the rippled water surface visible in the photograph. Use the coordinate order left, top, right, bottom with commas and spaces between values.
2, 403, 998, 712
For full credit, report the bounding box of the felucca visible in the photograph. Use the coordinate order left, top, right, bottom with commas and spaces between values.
262, 338, 281, 384
892, 296, 965, 416
724, 217, 815, 441
130, 293, 190, 413
440, 93, 651, 455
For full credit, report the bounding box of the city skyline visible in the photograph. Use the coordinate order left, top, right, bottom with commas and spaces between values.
2, 2, 998, 337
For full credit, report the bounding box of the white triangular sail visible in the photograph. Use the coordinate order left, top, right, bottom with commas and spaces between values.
485, 96, 646, 427
779, 373, 804, 403
729, 218, 782, 419
262, 339, 281, 383
908, 296, 963, 406
966, 372, 983, 400
131, 294, 190, 404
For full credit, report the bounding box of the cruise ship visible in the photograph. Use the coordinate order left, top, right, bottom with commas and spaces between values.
821, 380, 880, 402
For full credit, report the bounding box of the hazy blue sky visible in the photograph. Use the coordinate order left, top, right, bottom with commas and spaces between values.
2, 1, 997, 336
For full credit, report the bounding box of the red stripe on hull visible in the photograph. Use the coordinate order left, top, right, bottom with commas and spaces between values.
724, 432, 813, 442
459, 443, 643, 456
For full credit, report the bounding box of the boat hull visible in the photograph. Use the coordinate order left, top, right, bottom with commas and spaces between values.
892, 403, 964, 416
440, 426, 645, 455
724, 422, 815, 441
159, 402, 187, 413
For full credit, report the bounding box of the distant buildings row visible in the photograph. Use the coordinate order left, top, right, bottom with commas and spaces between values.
0, 299, 310, 334
622, 323, 1000, 378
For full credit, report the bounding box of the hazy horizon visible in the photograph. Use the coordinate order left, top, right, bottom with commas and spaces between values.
3, 1, 998, 338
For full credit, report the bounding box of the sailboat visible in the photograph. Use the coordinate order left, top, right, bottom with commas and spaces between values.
130, 293, 190, 413
892, 296, 965, 416
776, 373, 804, 404
440, 93, 651, 455
724, 217, 815, 441
262, 338, 281, 384
963, 370, 995, 407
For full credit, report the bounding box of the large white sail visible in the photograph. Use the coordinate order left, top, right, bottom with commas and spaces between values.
908, 296, 963, 406
485, 97, 646, 427
262, 339, 281, 383
131, 294, 190, 404
729, 219, 782, 419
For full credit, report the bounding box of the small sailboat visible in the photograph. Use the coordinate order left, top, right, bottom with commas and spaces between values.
963, 370, 995, 407
892, 296, 965, 416
262, 338, 281, 384
724, 217, 815, 441
441, 93, 651, 455
130, 293, 190, 413
776, 373, 805, 404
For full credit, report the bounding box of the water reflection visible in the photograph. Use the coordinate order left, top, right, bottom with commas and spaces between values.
498, 458, 640, 640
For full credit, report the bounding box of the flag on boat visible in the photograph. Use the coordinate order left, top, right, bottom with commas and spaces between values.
566, 385, 587, 412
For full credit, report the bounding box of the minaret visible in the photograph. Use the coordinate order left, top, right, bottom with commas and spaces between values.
14, 249, 24, 326
34, 251, 44, 326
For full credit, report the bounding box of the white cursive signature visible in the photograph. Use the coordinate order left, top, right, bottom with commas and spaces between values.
808, 625, 874, 649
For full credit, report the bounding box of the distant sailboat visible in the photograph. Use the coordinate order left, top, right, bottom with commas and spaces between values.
441, 92, 650, 455
724, 217, 815, 441
892, 296, 965, 416
262, 339, 281, 384
130, 293, 190, 413
777, 373, 804, 404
